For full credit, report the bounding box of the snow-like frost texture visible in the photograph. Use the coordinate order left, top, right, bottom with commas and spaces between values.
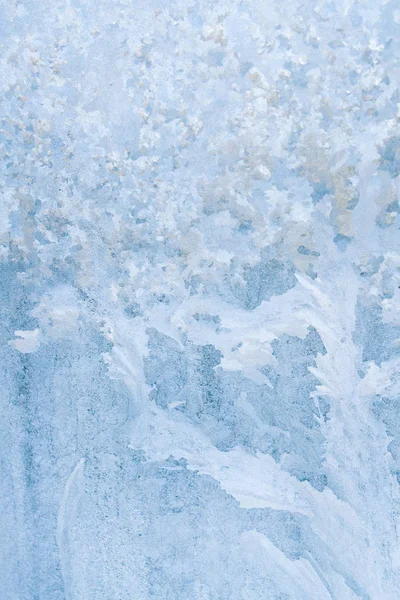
1, 0, 400, 598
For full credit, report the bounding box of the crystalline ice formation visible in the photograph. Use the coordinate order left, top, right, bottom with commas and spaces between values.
1, 0, 400, 598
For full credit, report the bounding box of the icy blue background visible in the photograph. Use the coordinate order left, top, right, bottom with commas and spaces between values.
1, 0, 400, 598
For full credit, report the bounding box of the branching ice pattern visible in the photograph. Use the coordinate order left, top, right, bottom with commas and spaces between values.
1, 0, 400, 598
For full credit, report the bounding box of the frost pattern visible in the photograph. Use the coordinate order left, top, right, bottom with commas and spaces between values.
1, 0, 400, 598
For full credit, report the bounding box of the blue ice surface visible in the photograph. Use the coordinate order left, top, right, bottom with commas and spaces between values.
1, 0, 400, 598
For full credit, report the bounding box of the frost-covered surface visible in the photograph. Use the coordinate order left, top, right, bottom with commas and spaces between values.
1, 0, 400, 598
